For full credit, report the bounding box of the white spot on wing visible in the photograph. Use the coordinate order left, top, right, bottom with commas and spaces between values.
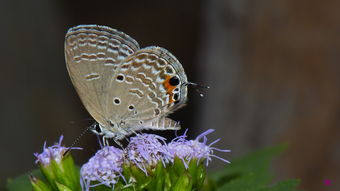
113, 97, 121, 105
84, 73, 100, 81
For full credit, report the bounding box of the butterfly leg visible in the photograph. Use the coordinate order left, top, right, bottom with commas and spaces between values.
102, 136, 110, 146
113, 139, 124, 149
130, 129, 139, 137
102, 134, 124, 148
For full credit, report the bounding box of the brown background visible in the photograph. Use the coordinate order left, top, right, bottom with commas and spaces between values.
1, 0, 339, 191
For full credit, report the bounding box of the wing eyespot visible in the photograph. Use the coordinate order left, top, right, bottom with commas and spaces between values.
173, 93, 179, 101
169, 76, 180, 86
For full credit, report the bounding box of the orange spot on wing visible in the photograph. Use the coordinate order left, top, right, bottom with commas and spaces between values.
163, 75, 176, 104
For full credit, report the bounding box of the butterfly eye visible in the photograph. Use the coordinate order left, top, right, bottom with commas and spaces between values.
90, 123, 102, 134
169, 76, 180, 86
95, 124, 102, 133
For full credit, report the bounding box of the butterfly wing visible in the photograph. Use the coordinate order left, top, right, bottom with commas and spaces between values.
65, 25, 140, 127
106, 46, 188, 132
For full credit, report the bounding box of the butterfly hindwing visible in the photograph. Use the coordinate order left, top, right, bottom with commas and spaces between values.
106, 46, 188, 132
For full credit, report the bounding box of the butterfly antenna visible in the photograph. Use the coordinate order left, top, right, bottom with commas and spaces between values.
63, 126, 91, 156
68, 118, 95, 125
183, 82, 210, 97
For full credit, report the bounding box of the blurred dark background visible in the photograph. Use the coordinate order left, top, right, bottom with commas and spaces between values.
1, 0, 339, 190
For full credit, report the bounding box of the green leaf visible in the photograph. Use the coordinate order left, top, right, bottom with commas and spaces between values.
210, 144, 300, 191
128, 164, 151, 189
149, 162, 166, 191
55, 181, 73, 191
173, 157, 186, 175
61, 154, 81, 190
212, 144, 287, 185
7, 169, 45, 191
217, 170, 270, 191
172, 173, 192, 191
264, 179, 301, 191
200, 177, 217, 191
164, 166, 172, 190
40, 163, 58, 190
188, 159, 206, 190
31, 176, 53, 191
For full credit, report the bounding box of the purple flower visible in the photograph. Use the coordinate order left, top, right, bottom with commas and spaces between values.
125, 133, 170, 174
168, 129, 230, 167
34, 135, 82, 166
80, 146, 124, 190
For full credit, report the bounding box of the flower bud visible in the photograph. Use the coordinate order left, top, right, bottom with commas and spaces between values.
33, 135, 82, 191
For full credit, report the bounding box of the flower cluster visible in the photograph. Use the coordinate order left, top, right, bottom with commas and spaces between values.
80, 129, 230, 190
34, 135, 81, 166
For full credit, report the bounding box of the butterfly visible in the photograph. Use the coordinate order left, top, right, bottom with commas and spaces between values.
64, 25, 188, 142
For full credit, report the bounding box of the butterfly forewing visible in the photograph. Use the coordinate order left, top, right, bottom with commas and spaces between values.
65, 25, 140, 127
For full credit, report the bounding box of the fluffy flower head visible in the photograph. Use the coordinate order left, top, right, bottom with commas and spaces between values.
168, 129, 230, 167
34, 135, 81, 166
125, 133, 170, 174
81, 146, 124, 189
